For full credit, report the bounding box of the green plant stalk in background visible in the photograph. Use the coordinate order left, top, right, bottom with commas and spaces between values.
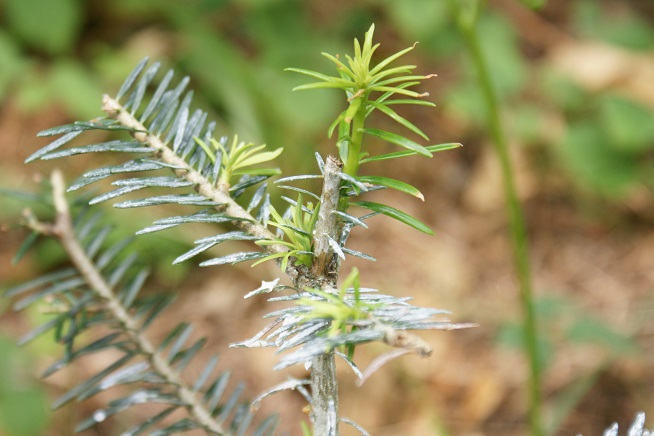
450, 1, 543, 435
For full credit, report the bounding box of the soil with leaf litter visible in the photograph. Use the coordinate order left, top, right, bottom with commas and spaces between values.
3, 2, 654, 430
1, 99, 653, 436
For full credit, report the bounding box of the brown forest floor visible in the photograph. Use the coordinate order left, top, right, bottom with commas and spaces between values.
1, 2, 654, 434
1, 99, 653, 436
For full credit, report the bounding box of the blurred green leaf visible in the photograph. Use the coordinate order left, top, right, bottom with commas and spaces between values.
385, 0, 450, 41
603, 16, 654, 50
6, 0, 82, 55
15, 59, 104, 119
477, 12, 526, 98
49, 60, 105, 119
15, 69, 54, 114
518, 0, 546, 9
508, 104, 548, 144
533, 295, 571, 319
0, 338, 50, 436
573, 0, 654, 50
538, 69, 587, 113
496, 321, 553, 371
559, 122, 639, 197
446, 9, 526, 126
387, 0, 460, 57
566, 317, 638, 354
599, 95, 654, 153
174, 23, 262, 141
572, 0, 602, 40
546, 364, 604, 436
444, 82, 487, 126
0, 31, 27, 101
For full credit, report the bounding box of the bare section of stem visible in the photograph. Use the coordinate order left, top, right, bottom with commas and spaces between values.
49, 169, 228, 435
310, 352, 339, 436
308, 156, 345, 436
312, 156, 343, 280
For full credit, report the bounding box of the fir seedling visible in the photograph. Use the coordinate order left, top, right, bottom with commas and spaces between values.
6, 25, 468, 435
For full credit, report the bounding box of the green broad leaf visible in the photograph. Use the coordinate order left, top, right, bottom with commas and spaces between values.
358, 175, 424, 201
368, 101, 429, 140
351, 201, 433, 235
361, 142, 462, 163
361, 128, 432, 157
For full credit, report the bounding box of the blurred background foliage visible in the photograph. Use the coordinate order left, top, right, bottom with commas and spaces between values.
1, 0, 653, 434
